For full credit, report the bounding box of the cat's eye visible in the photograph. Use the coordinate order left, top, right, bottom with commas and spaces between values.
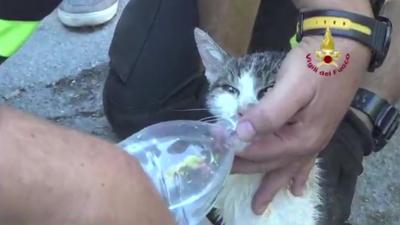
257, 85, 274, 100
221, 84, 239, 95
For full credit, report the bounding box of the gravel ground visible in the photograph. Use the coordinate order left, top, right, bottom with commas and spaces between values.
0, 2, 399, 224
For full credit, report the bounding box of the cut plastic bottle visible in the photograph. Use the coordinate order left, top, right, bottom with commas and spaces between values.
119, 120, 241, 225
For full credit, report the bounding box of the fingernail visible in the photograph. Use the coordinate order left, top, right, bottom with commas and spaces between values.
255, 204, 268, 215
293, 190, 303, 197
292, 186, 304, 197
236, 121, 256, 142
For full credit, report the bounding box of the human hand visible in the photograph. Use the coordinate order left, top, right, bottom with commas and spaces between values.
233, 34, 372, 214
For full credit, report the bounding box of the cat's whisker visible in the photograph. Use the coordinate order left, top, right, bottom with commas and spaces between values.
200, 116, 230, 125
200, 118, 221, 122
201, 118, 219, 123
200, 119, 218, 124
170, 108, 209, 112
270, 58, 282, 74
199, 115, 220, 121
199, 116, 224, 123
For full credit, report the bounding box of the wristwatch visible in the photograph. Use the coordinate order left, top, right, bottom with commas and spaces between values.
295, 9, 392, 72
351, 88, 400, 153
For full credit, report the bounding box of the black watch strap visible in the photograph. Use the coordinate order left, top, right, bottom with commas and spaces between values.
372, 0, 386, 17
296, 9, 392, 72
351, 88, 400, 152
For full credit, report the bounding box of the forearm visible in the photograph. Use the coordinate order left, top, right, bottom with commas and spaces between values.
293, 0, 373, 16
0, 106, 175, 225
198, 0, 261, 56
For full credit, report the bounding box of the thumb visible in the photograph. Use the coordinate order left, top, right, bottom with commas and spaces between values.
236, 70, 314, 141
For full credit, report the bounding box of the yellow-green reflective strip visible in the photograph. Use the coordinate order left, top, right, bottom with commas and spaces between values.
290, 34, 299, 49
0, 19, 39, 57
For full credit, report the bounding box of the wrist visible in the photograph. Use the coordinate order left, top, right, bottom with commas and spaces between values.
294, 0, 373, 17
295, 6, 393, 73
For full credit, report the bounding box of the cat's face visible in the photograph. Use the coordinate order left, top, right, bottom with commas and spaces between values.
194, 28, 284, 124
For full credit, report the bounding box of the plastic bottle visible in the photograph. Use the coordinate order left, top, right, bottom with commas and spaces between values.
118, 120, 239, 225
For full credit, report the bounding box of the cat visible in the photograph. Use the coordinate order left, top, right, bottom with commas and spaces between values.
194, 28, 321, 225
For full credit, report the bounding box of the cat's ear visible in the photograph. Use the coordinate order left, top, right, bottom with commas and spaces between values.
194, 28, 230, 83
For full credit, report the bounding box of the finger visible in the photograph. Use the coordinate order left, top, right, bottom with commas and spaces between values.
236, 66, 314, 141
252, 168, 293, 215
290, 159, 315, 196
231, 156, 285, 174
235, 133, 293, 162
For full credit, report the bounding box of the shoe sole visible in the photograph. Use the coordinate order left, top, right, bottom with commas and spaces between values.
58, 1, 118, 27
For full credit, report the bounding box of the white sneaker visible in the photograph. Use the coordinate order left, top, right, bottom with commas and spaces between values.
58, 0, 119, 27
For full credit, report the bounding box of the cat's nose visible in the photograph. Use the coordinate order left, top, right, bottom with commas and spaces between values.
238, 103, 256, 117
237, 108, 248, 117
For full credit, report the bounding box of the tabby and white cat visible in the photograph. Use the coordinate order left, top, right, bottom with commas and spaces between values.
194, 28, 321, 225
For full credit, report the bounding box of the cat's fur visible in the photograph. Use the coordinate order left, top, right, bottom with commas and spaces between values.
194, 28, 321, 225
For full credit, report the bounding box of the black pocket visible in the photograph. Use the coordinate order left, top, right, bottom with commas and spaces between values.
109, 0, 163, 83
